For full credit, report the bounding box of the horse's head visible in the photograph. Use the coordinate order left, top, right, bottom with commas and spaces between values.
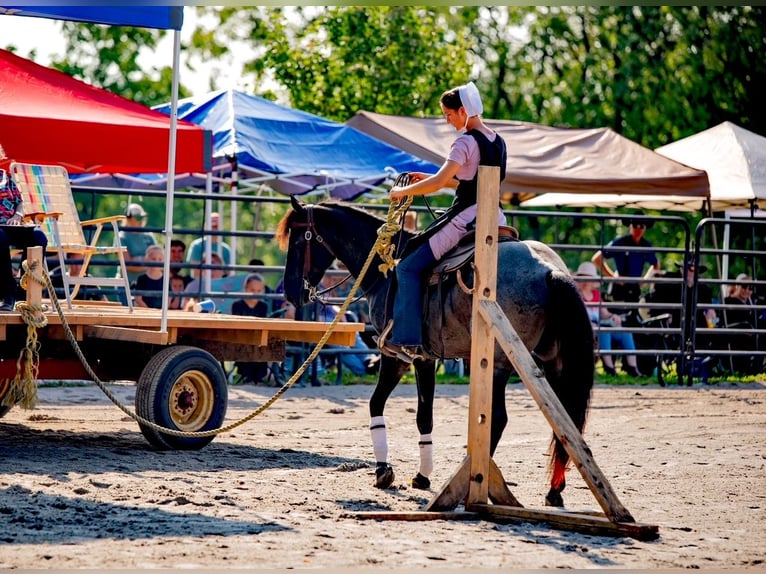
276, 196, 339, 307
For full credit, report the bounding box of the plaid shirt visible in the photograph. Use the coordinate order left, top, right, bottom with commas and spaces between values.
0, 169, 22, 224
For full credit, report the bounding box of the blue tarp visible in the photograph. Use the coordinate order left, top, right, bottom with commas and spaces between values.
0, 6, 183, 30
152, 89, 437, 200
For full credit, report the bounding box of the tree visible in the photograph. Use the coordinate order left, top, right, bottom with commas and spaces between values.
50, 21, 188, 107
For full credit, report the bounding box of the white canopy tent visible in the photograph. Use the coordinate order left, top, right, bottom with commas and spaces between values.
522, 122, 766, 215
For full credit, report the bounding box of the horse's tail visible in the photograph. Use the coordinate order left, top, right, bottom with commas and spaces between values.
542, 271, 595, 503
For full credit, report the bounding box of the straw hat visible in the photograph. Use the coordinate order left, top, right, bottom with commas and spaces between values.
574, 261, 599, 278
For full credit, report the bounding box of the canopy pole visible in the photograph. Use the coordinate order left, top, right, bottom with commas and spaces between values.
160, 26, 182, 332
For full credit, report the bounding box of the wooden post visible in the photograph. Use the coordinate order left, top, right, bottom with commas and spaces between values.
466, 166, 500, 505
426, 166, 516, 512
25, 246, 43, 308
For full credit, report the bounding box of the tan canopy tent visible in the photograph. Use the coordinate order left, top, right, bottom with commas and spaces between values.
522, 122, 766, 213
346, 111, 710, 204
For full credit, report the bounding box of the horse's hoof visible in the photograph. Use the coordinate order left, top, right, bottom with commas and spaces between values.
410, 473, 430, 490
544, 490, 564, 507
375, 463, 395, 489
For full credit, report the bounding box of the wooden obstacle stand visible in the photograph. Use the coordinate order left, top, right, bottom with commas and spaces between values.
356, 167, 659, 541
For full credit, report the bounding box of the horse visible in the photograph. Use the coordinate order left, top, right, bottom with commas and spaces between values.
276, 197, 594, 506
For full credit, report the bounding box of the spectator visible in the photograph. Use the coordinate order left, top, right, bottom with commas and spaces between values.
723, 273, 764, 374
574, 261, 642, 377
133, 244, 164, 309
182, 252, 224, 310
186, 211, 232, 278
646, 258, 717, 347
314, 271, 378, 377
231, 273, 270, 384
0, 169, 48, 312
118, 202, 157, 289
49, 253, 108, 302
170, 238, 192, 286
168, 275, 186, 310
591, 211, 660, 322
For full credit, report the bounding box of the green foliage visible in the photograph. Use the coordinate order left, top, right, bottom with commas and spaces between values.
49, 22, 189, 107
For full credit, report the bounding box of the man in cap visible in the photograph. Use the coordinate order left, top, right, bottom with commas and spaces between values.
591, 210, 660, 320
117, 202, 157, 289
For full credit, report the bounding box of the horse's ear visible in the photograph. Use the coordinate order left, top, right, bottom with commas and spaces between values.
290, 195, 306, 213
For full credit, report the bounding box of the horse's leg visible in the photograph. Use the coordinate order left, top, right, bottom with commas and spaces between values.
369, 354, 410, 489
410, 359, 437, 489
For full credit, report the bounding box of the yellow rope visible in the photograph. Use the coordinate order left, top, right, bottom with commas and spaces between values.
376, 196, 413, 276
4, 198, 408, 438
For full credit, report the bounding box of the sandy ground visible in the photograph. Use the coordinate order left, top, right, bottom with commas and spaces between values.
1, 380, 764, 570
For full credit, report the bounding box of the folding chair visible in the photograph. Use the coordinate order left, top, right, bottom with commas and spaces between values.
10, 162, 134, 311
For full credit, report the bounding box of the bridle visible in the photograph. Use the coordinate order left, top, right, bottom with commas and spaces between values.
289, 205, 339, 302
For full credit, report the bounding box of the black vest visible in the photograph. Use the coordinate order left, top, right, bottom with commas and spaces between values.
402, 130, 507, 257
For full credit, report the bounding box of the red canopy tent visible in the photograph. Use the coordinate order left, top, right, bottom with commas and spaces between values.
0, 48, 211, 174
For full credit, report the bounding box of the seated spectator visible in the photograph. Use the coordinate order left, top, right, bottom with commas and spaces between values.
134, 244, 165, 309
231, 273, 270, 384
119, 203, 157, 288
0, 169, 48, 312
170, 238, 192, 286
168, 275, 186, 310
182, 252, 225, 311
314, 271, 378, 377
574, 261, 642, 377
723, 273, 764, 374
49, 253, 108, 302
186, 211, 232, 278
646, 258, 718, 351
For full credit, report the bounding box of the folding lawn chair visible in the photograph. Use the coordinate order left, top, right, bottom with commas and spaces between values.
10, 162, 134, 310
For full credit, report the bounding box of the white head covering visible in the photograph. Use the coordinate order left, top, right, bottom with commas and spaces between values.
457, 81, 483, 117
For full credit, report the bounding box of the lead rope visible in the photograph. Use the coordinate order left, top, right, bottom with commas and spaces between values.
5, 195, 412, 438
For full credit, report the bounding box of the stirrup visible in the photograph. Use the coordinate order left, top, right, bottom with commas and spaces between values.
376, 319, 394, 353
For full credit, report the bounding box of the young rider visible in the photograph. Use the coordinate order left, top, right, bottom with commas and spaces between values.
382, 81, 507, 363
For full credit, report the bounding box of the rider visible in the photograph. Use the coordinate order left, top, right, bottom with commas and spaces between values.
382, 81, 507, 363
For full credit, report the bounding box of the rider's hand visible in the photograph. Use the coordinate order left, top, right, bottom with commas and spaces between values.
390, 186, 410, 201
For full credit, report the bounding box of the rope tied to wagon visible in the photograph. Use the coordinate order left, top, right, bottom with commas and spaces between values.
4, 197, 409, 437
0, 258, 48, 410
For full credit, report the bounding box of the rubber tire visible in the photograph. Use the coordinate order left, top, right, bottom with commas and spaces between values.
136, 346, 228, 450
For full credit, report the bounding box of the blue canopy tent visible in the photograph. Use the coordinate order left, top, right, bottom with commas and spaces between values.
75, 89, 437, 201
0, 5, 190, 328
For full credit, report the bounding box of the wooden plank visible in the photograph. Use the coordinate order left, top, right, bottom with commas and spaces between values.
466, 165, 501, 506
488, 458, 523, 507
467, 503, 659, 541
84, 325, 171, 345
478, 299, 635, 524
351, 510, 482, 522
425, 456, 470, 511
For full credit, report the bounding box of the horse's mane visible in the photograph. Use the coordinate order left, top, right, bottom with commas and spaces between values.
276, 199, 389, 251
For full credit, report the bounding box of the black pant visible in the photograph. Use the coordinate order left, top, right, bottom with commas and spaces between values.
0, 226, 48, 301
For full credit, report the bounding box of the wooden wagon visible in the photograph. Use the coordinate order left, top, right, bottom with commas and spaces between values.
0, 247, 361, 450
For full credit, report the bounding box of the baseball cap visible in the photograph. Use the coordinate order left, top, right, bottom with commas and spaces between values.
126, 203, 147, 218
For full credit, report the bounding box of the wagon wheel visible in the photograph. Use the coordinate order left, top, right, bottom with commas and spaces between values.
136, 346, 228, 450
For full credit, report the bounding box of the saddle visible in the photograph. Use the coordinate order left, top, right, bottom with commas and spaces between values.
427, 225, 518, 286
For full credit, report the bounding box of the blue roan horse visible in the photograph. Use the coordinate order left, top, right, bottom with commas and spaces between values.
277, 197, 594, 506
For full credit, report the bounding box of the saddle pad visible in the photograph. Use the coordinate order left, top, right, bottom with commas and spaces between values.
427, 226, 518, 285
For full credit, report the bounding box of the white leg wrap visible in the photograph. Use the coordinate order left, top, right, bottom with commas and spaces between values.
418, 433, 433, 477
369, 416, 388, 463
